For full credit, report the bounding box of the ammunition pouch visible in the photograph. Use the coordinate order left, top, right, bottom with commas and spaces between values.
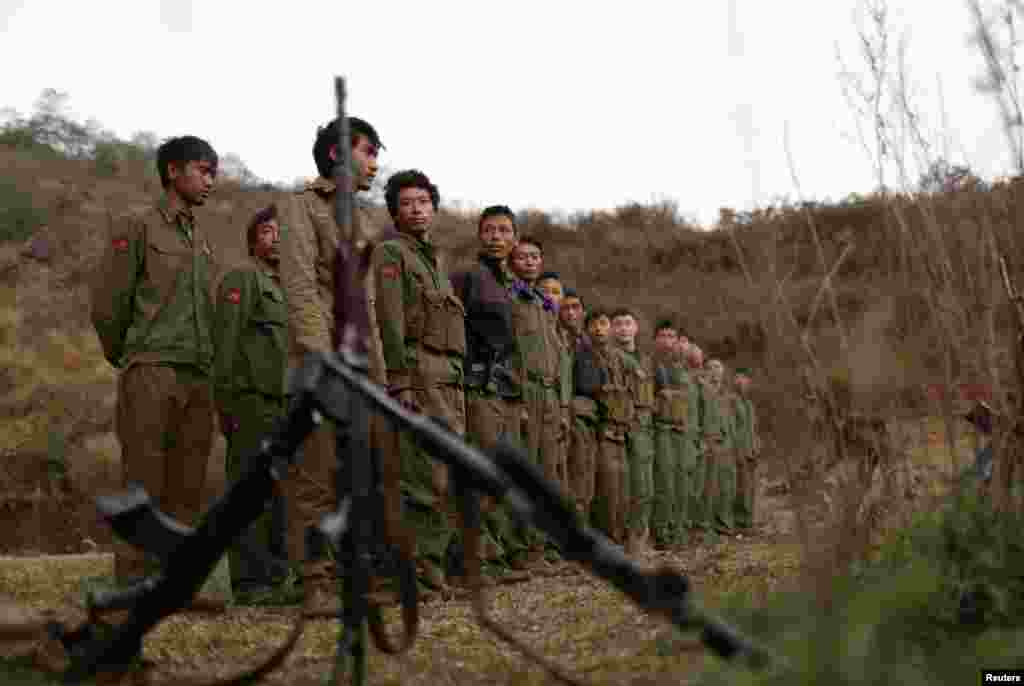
414, 290, 466, 356
655, 388, 690, 428
602, 386, 635, 425
571, 396, 599, 421
634, 368, 655, 409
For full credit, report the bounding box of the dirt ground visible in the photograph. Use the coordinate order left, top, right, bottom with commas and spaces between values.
0, 414, 967, 685
0, 535, 799, 686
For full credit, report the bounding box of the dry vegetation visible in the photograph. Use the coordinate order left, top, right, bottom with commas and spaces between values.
5, 8, 1024, 672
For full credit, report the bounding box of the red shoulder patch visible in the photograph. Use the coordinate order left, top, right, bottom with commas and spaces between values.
226, 288, 242, 304
112, 237, 129, 252
380, 264, 400, 280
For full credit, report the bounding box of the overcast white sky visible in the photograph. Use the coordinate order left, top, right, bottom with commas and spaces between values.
0, 0, 1014, 225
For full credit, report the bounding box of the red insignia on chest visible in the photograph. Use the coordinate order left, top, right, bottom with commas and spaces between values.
112, 238, 129, 252
226, 288, 242, 304
380, 264, 400, 280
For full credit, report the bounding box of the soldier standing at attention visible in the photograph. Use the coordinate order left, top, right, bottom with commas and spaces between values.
372, 169, 467, 593
277, 116, 386, 614
732, 368, 760, 530
611, 308, 656, 555
508, 239, 570, 568
449, 205, 523, 578
90, 136, 226, 603
650, 319, 699, 548
559, 290, 598, 517
685, 344, 709, 532
212, 204, 290, 596
703, 359, 737, 533
585, 309, 633, 544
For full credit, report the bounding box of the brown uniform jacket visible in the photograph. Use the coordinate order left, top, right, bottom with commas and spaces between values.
278, 177, 387, 382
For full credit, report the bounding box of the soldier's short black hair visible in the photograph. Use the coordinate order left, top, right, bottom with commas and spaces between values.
585, 308, 611, 327
385, 169, 440, 219
610, 307, 637, 322
156, 136, 218, 188
654, 318, 676, 336
563, 288, 583, 306
478, 205, 517, 232
247, 204, 278, 256
312, 116, 384, 179
515, 235, 543, 255
538, 271, 561, 283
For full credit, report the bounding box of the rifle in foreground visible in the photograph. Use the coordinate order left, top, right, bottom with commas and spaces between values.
32, 76, 773, 685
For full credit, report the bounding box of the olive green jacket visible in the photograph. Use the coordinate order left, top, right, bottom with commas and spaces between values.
212, 257, 288, 405
371, 231, 464, 389
90, 195, 217, 373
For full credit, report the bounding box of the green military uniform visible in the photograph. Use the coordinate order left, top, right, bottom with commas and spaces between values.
651, 352, 701, 547
501, 283, 569, 561
589, 342, 633, 544
732, 386, 759, 529
620, 349, 656, 549
700, 376, 736, 530
678, 369, 705, 536
372, 231, 466, 586
90, 194, 229, 600
565, 331, 598, 519
212, 257, 289, 586
511, 284, 569, 489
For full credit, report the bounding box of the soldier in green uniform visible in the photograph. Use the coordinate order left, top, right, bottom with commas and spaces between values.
559, 290, 597, 518
212, 204, 289, 594
583, 309, 632, 544
372, 169, 466, 592
650, 319, 699, 548
702, 359, 737, 532
732, 368, 760, 530
508, 239, 570, 568
611, 308, 656, 555
685, 344, 709, 532
90, 135, 228, 605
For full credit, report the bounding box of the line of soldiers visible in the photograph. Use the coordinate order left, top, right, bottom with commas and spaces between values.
89, 114, 760, 618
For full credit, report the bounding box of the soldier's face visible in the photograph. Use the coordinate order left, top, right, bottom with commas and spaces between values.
538, 278, 563, 306
510, 243, 543, 282
687, 351, 703, 369
560, 296, 584, 331
706, 360, 724, 382
611, 315, 637, 346
587, 315, 611, 342
331, 135, 380, 192
478, 215, 517, 260
654, 328, 678, 355
351, 135, 380, 192
252, 219, 280, 261
169, 159, 216, 207
396, 187, 435, 237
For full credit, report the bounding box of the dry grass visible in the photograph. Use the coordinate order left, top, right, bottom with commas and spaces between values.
0, 538, 802, 685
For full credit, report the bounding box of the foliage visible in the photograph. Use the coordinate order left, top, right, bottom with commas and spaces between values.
0, 178, 47, 243
0, 89, 260, 185
693, 489, 1024, 685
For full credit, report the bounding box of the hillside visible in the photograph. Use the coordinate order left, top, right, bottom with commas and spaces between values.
2, 140, 1022, 552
